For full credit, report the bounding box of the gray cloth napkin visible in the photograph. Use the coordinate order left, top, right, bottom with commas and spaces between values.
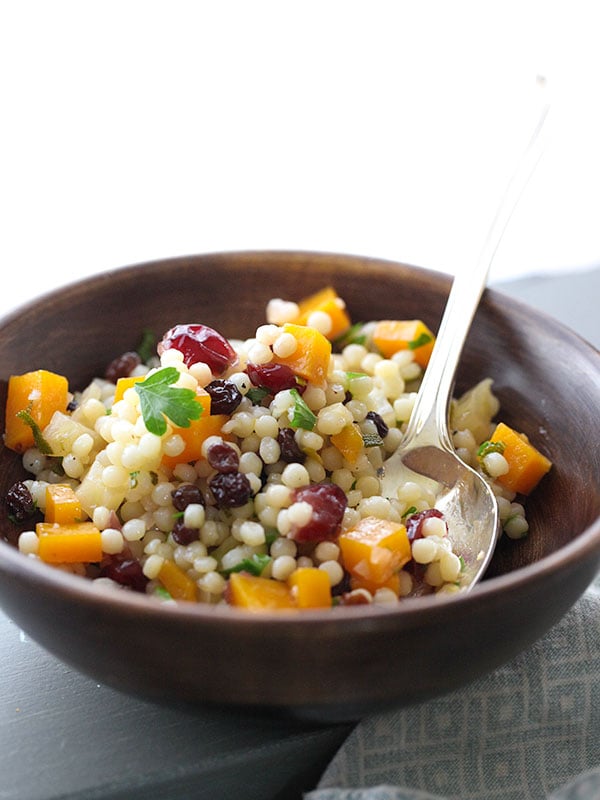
307, 574, 600, 800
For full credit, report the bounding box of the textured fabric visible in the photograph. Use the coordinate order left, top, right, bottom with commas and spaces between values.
307, 574, 600, 800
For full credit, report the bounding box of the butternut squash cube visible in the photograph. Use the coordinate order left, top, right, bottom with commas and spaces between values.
288, 567, 332, 609
339, 516, 411, 585
490, 422, 552, 495
4, 370, 69, 453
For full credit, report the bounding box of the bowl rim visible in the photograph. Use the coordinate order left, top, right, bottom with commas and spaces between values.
0, 249, 599, 627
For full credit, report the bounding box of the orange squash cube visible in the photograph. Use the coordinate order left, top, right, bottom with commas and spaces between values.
272, 323, 332, 386
4, 369, 69, 453
37, 521, 102, 563
157, 559, 197, 602
45, 484, 85, 525
288, 567, 332, 609
227, 572, 297, 612
113, 375, 144, 403
372, 319, 435, 369
489, 422, 552, 495
294, 286, 351, 341
339, 516, 411, 585
330, 423, 364, 465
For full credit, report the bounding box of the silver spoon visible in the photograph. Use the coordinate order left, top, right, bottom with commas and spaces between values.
380, 102, 550, 592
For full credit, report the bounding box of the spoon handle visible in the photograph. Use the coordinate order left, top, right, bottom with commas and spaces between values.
403, 102, 550, 450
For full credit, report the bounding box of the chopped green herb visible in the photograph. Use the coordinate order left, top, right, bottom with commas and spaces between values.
408, 332, 432, 350
346, 371, 368, 381
459, 555, 466, 572
477, 439, 506, 459
222, 553, 272, 577
333, 322, 367, 348
154, 586, 173, 600
16, 409, 53, 455
264, 527, 279, 546
402, 505, 418, 519
288, 388, 317, 431
137, 328, 157, 363
362, 432, 384, 448
247, 386, 270, 405
129, 470, 140, 489
135, 367, 202, 436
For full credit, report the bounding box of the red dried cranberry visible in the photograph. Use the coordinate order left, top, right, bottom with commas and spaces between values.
290, 483, 347, 543
171, 484, 204, 512
405, 508, 446, 542
158, 324, 237, 375
100, 554, 148, 593
204, 380, 242, 415
209, 471, 252, 508
246, 362, 299, 394
207, 442, 239, 473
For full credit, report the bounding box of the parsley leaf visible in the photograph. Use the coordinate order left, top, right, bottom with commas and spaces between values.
222, 553, 272, 577
137, 328, 157, 364
288, 388, 317, 431
135, 367, 202, 436
408, 332, 433, 350
333, 322, 367, 348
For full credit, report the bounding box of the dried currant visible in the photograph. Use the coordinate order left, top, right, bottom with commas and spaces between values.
171, 484, 205, 512
5, 481, 36, 522
277, 427, 306, 463
104, 351, 142, 383
365, 411, 389, 439
209, 471, 252, 508
204, 380, 242, 415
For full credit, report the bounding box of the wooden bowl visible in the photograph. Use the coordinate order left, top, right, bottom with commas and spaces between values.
0, 251, 598, 722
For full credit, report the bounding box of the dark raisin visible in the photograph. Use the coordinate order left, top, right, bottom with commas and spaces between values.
104, 351, 142, 383
366, 411, 389, 439
246, 362, 298, 394
207, 442, 239, 473
405, 508, 446, 542
171, 483, 205, 512
290, 483, 348, 542
204, 380, 243, 415
209, 471, 253, 508
5, 481, 36, 522
277, 427, 306, 463
171, 519, 199, 545
158, 324, 237, 375
100, 554, 148, 593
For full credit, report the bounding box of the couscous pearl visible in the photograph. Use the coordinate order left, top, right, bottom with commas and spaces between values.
305, 458, 326, 483
183, 503, 206, 529
342, 343, 368, 370
412, 537, 438, 564
106, 441, 124, 465
220, 545, 255, 572
402, 361, 422, 382
331, 468, 355, 492
296, 556, 314, 569
255, 324, 281, 346
163, 434, 185, 458
238, 451, 263, 475
355, 475, 380, 498
138, 432, 162, 462
439, 551, 462, 582
272, 332, 297, 358
247, 341, 273, 365
188, 361, 213, 386
172, 463, 197, 483
22, 449, 47, 475
319, 559, 344, 586
296, 430, 324, 451
346, 399, 368, 422
424, 561, 444, 587
153, 507, 175, 532
397, 481, 424, 505
102, 465, 129, 488
317, 404, 352, 436
264, 484, 292, 509
122, 518, 147, 542
151, 482, 174, 506
361, 353, 382, 374
346, 489, 362, 507
247, 473, 263, 495
306, 310, 332, 336
259, 437, 281, 465
258, 505, 280, 528
193, 556, 218, 573
270, 537, 297, 558
271, 555, 297, 581
101, 528, 125, 555
373, 587, 398, 605
393, 396, 416, 424
398, 570, 413, 597
287, 501, 313, 527
314, 541, 340, 562
277, 509, 292, 536
143, 554, 164, 580
359, 496, 392, 519
63, 454, 85, 479
228, 372, 251, 395
266, 298, 299, 325
302, 386, 327, 411
71, 433, 95, 459
421, 516, 447, 538
504, 515, 529, 539
92, 505, 112, 529
496, 496, 513, 520
281, 463, 310, 488
320, 446, 345, 472
18, 530, 38, 555
82, 398, 108, 425
238, 520, 266, 546
197, 571, 226, 595
254, 415, 279, 439
483, 452, 510, 478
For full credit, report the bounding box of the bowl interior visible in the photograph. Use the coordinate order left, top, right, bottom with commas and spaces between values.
1, 251, 598, 578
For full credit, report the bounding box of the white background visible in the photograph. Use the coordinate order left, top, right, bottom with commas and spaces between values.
1, 1, 599, 315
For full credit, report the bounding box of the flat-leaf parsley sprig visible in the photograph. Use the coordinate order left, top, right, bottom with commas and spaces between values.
135, 367, 202, 436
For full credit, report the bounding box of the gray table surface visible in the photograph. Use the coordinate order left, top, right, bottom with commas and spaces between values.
1, 267, 598, 800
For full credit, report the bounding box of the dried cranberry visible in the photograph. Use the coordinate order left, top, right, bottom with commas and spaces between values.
171, 519, 199, 545
277, 427, 306, 463
171, 484, 204, 512
209, 471, 253, 508
246, 362, 298, 394
207, 442, 239, 473
290, 483, 347, 543
204, 379, 242, 415
104, 351, 142, 383
366, 411, 389, 439
405, 508, 446, 542
158, 324, 237, 375
5, 481, 36, 522
100, 554, 148, 593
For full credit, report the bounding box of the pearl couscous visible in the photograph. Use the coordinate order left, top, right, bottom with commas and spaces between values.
4, 286, 552, 611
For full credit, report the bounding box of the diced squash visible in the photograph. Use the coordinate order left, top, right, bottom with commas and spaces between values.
330, 423, 363, 465
372, 320, 435, 369
4, 369, 69, 453
288, 567, 332, 609
113, 375, 144, 403
45, 484, 85, 525
339, 516, 411, 585
228, 572, 297, 612
489, 421, 552, 495
157, 559, 197, 602
42, 411, 103, 458
350, 571, 402, 597
294, 286, 351, 341
161, 389, 226, 468
272, 323, 332, 386
37, 521, 102, 563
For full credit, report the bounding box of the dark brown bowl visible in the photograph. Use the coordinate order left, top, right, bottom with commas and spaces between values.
0, 251, 599, 722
